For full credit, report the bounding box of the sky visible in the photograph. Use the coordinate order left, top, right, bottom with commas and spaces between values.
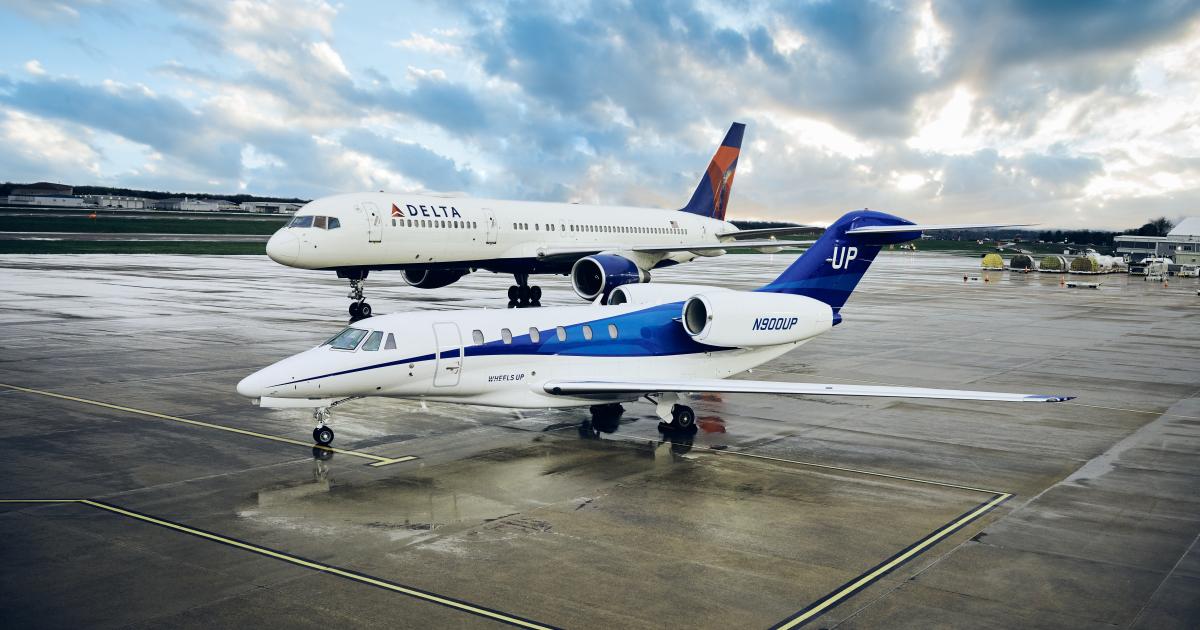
1, 1, 1198, 229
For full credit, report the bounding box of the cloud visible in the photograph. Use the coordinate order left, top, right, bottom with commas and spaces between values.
23, 59, 44, 75
341, 129, 476, 191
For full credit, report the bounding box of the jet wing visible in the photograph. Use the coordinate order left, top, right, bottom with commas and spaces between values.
845, 222, 1033, 235
536, 240, 811, 259
542, 378, 1073, 403
715, 226, 824, 240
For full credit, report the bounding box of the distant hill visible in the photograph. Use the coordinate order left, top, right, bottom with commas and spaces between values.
0, 182, 307, 204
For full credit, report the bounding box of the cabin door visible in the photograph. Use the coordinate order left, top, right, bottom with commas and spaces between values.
363, 202, 383, 243
432, 322, 463, 387
482, 208, 498, 245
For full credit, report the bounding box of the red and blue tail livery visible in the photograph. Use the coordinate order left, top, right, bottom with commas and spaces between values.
680, 122, 744, 221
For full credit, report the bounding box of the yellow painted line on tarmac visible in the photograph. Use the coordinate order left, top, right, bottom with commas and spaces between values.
0, 498, 557, 629
0, 383, 416, 468
772, 492, 1013, 629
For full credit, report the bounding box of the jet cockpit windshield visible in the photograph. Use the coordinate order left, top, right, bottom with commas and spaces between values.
287, 215, 341, 229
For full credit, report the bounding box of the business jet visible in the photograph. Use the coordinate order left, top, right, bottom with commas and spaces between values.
239, 208, 1071, 446
264, 122, 823, 320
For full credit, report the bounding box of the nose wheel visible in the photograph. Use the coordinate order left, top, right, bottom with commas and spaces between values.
507, 273, 542, 308
345, 274, 371, 322
313, 407, 334, 446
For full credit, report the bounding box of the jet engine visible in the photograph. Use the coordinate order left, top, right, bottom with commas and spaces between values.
681, 291, 833, 347
570, 254, 650, 301
607, 283, 727, 306
403, 268, 468, 289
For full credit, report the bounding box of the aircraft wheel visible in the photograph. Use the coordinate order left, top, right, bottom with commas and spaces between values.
671, 405, 696, 430
358, 302, 372, 318
518, 285, 531, 302
530, 286, 543, 301
349, 302, 361, 318
314, 427, 335, 446
508, 285, 520, 301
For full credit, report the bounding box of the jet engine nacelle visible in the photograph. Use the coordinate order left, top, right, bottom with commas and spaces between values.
608, 283, 728, 306
571, 254, 650, 301
403, 268, 467, 289
681, 291, 833, 347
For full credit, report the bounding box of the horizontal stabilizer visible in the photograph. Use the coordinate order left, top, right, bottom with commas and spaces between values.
543, 378, 1073, 403
845, 222, 1033, 235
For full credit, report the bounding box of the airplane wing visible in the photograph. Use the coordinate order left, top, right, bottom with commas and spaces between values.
715, 226, 824, 240
542, 378, 1073, 403
845, 222, 1033, 235
536, 240, 811, 259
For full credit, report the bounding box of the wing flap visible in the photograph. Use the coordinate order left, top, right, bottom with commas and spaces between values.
537, 240, 810, 258
716, 226, 823, 240
542, 378, 1072, 403
845, 222, 1034, 235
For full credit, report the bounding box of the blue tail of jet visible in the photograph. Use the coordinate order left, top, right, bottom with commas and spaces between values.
758, 209, 921, 315
680, 122, 744, 221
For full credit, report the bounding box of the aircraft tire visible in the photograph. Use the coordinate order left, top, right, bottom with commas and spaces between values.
314, 427, 334, 446
530, 286, 542, 301
349, 302, 361, 318
358, 302, 372, 318
508, 285, 520, 300
671, 405, 696, 430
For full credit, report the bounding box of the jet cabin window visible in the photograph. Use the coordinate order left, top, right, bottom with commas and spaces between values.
472, 330, 484, 345
325, 327, 368, 350
501, 328, 513, 344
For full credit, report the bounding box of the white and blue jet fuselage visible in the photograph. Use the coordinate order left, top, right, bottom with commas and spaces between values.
239, 209, 1072, 446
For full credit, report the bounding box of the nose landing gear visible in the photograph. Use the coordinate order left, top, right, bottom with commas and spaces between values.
313, 407, 334, 446
339, 269, 372, 322
507, 273, 542, 308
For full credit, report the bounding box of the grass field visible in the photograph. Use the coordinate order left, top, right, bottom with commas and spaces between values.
0, 215, 287, 235
0, 241, 266, 255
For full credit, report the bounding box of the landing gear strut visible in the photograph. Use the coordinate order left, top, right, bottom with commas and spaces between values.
313, 407, 334, 446
339, 269, 371, 322
652, 393, 696, 432
507, 273, 542, 308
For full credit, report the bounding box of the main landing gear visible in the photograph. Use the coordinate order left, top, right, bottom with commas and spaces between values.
339, 269, 372, 322
507, 273, 542, 308
313, 407, 335, 446
652, 393, 696, 433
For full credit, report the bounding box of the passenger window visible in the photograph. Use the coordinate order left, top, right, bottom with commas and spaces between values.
385, 333, 397, 350
328, 217, 340, 229
556, 326, 566, 341
529, 327, 540, 343
326, 327, 368, 350
608, 324, 618, 339
582, 325, 593, 340
362, 331, 383, 351
501, 328, 513, 344
288, 215, 313, 228
472, 329, 484, 345
314, 215, 327, 229
391, 219, 396, 227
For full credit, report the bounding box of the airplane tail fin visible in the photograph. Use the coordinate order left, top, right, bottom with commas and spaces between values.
679, 122, 744, 221
757, 209, 920, 314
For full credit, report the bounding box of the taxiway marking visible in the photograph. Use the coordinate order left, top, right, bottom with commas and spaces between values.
0, 499, 558, 629
0, 383, 416, 467
772, 492, 1013, 629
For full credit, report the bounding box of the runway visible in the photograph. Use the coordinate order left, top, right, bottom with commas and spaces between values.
1, 252, 1197, 628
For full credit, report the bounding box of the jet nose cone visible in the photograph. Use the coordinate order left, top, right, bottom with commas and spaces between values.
266, 230, 300, 265
237, 370, 270, 398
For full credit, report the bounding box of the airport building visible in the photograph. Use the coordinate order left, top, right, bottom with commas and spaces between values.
152, 197, 239, 212
83, 195, 148, 209
1114, 217, 1200, 264
4, 181, 89, 207
241, 201, 302, 214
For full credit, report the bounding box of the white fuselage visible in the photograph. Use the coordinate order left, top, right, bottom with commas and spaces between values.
237, 299, 809, 409
265, 192, 737, 274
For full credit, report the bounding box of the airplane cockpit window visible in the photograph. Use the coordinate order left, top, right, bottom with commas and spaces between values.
314, 216, 327, 229
384, 333, 397, 350
327, 217, 340, 229
362, 331, 383, 351
326, 327, 368, 350
288, 215, 314, 228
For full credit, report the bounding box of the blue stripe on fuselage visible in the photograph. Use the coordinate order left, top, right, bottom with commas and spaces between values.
271, 302, 728, 387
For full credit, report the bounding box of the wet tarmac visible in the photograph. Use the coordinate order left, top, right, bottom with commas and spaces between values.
0, 252, 1197, 628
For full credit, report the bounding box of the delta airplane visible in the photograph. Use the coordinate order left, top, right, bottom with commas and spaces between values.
238, 208, 1072, 446
264, 123, 828, 320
